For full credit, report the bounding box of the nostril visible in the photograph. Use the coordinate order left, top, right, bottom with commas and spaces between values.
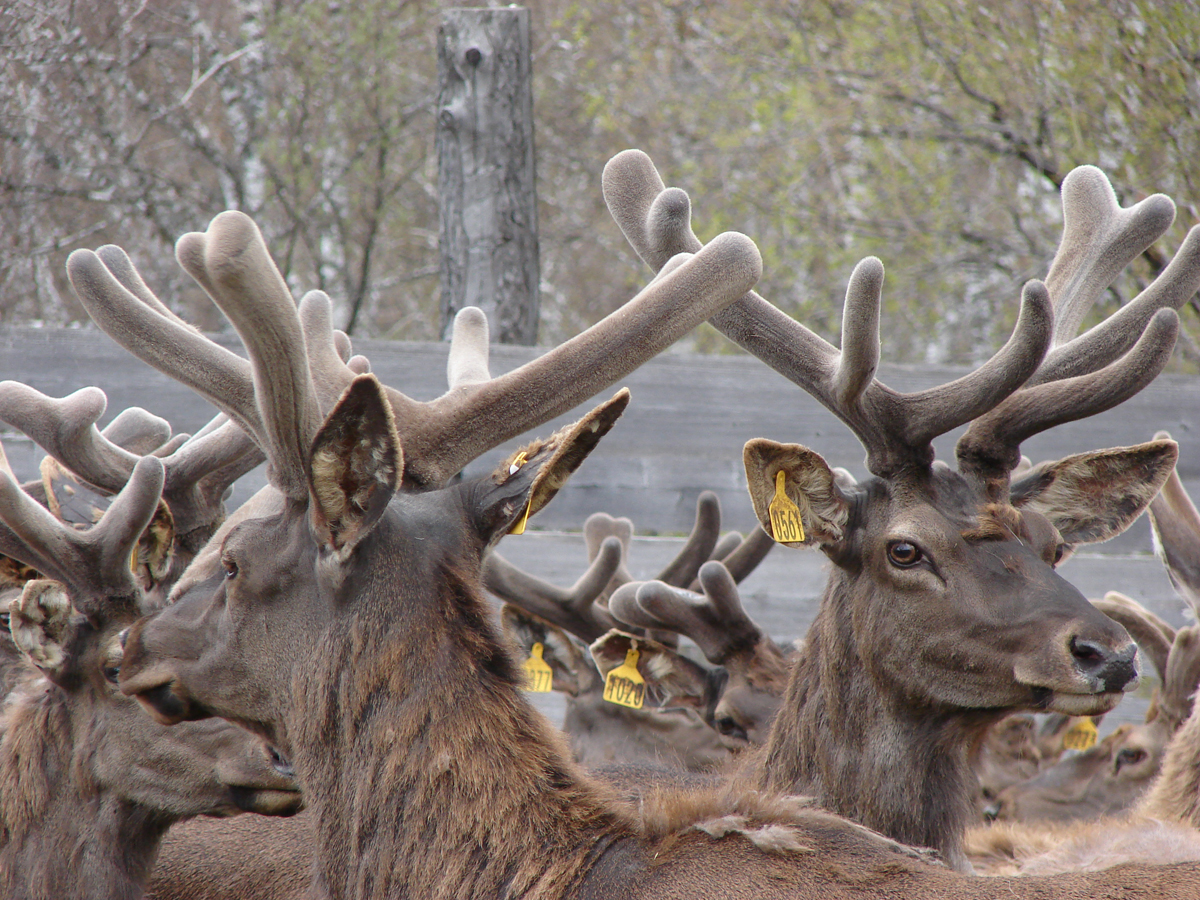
1070, 637, 1105, 665
983, 802, 1001, 822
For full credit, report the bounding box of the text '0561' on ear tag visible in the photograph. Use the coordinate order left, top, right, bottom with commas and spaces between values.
1062, 717, 1098, 751
768, 470, 805, 543
521, 642, 553, 692
506, 451, 533, 535
603, 647, 646, 709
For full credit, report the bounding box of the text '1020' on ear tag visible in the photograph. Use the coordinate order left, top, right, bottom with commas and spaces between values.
506, 451, 533, 535
603, 647, 645, 709
521, 642, 553, 692
1062, 717, 1098, 751
768, 470, 805, 543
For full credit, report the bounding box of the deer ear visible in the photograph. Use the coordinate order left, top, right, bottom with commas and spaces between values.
474, 390, 629, 543
590, 629, 714, 710
134, 500, 175, 594
743, 439, 851, 547
499, 604, 592, 696
9, 580, 76, 682
308, 375, 402, 552
1010, 440, 1178, 547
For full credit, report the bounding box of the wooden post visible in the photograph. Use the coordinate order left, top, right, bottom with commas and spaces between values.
437, 7, 540, 345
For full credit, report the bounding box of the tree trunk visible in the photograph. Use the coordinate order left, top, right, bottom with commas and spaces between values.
437, 7, 540, 345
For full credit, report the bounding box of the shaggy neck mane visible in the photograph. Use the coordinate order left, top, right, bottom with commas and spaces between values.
0, 677, 167, 898
749, 575, 988, 872
292, 560, 641, 900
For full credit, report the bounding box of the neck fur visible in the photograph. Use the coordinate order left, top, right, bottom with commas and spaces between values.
0, 680, 167, 899
290, 563, 639, 900
751, 581, 980, 872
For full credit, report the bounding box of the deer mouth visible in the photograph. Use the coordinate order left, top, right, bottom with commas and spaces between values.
1030, 686, 1126, 716
228, 783, 305, 817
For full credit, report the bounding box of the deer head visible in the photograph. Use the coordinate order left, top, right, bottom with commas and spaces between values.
0, 448, 300, 898
601, 149, 1198, 870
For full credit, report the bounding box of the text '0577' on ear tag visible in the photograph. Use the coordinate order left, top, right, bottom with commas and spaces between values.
506, 451, 533, 535
768, 470, 805, 543
521, 642, 553, 692
603, 647, 646, 709
1062, 717, 1098, 751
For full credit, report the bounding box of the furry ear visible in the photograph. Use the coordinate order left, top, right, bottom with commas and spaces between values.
499, 604, 594, 696
308, 375, 402, 552
743, 439, 852, 548
589, 629, 715, 710
474, 389, 629, 544
1010, 440, 1178, 548
10, 579, 77, 682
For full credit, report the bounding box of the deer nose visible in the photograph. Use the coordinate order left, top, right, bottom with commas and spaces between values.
1070, 636, 1138, 693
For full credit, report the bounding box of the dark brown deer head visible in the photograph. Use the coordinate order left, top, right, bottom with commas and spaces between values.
601, 150, 1199, 871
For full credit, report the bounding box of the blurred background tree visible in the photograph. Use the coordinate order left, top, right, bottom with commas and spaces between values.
2, 0, 1197, 365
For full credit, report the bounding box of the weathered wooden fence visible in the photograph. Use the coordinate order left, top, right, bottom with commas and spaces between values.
2, 325, 1197, 727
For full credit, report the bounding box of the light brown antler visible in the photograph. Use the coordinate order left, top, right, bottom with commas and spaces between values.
609, 560, 769, 666
69, 210, 763, 491
602, 150, 1200, 486
482, 539, 623, 643
1146, 430, 1200, 617
0, 456, 164, 622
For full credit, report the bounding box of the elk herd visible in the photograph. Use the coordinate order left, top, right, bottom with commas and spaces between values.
3, 149, 1200, 898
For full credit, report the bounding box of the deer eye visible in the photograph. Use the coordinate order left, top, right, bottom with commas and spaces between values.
222, 555, 239, 579
1052, 544, 1066, 567
1116, 747, 1147, 772
886, 541, 922, 568
714, 716, 748, 743
103, 665, 121, 684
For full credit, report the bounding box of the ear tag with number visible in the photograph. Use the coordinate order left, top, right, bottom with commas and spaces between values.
603, 646, 646, 709
521, 642, 553, 692
1062, 717, 1098, 751
768, 470, 805, 543
506, 451, 533, 535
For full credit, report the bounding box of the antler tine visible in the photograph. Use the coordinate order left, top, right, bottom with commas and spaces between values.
0, 456, 163, 621
583, 512, 634, 566
0, 382, 141, 494
1092, 591, 1175, 683
1159, 625, 1200, 725
175, 212, 321, 500
447, 307, 492, 388
602, 149, 1053, 477
610, 561, 765, 665
67, 248, 265, 447
957, 309, 1179, 488
1146, 430, 1200, 618
1045, 166, 1177, 346
94, 244, 193, 326
381, 230, 762, 488
299, 290, 362, 413
481, 537, 622, 643
101, 407, 172, 456
159, 420, 264, 547
702, 523, 775, 588
654, 491, 721, 588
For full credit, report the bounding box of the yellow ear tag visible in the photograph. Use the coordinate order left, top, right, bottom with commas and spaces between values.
603, 647, 646, 709
521, 642, 553, 692
768, 470, 805, 543
506, 451, 533, 536
1062, 717, 1098, 751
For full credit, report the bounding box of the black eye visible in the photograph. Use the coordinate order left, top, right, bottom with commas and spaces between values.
1052, 544, 1066, 566
103, 665, 121, 684
223, 556, 238, 579
887, 541, 922, 567
714, 716, 748, 743
1116, 747, 1147, 771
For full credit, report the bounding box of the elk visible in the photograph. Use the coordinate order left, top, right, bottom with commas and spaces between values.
600, 149, 1200, 871
72, 206, 1200, 898
489, 492, 777, 769
0, 447, 301, 900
